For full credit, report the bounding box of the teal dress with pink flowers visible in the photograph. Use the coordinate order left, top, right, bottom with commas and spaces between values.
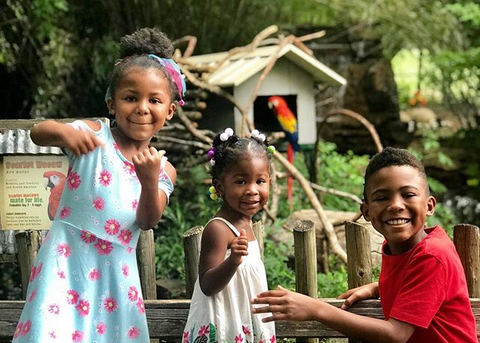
12, 120, 173, 343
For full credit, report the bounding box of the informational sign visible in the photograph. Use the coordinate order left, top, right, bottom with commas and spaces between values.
0, 155, 68, 230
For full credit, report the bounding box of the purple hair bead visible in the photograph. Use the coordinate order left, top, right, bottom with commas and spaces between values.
207, 148, 216, 158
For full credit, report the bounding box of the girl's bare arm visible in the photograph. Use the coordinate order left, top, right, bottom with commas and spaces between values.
135, 150, 176, 230
30, 120, 103, 156
199, 223, 248, 296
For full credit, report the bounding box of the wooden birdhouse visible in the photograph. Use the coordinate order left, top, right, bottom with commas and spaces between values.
186, 43, 346, 149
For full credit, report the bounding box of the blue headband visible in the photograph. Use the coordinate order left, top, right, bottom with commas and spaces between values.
105, 55, 187, 106
148, 54, 186, 106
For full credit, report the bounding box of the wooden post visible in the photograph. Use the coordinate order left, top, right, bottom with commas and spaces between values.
293, 220, 318, 343
345, 221, 373, 289
183, 225, 204, 299
454, 224, 480, 298
345, 221, 373, 343
136, 229, 157, 300
136, 230, 159, 343
15, 231, 43, 299
252, 221, 264, 260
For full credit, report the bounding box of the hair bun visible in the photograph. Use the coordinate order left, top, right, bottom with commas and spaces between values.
119, 28, 174, 59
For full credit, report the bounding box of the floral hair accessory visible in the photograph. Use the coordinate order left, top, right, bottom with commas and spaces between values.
251, 129, 266, 143
267, 145, 276, 154
147, 54, 187, 106
208, 186, 218, 200
220, 128, 234, 142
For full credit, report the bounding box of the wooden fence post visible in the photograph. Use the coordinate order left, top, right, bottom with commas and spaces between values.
454, 224, 480, 298
15, 231, 43, 299
345, 221, 373, 289
345, 221, 373, 343
293, 219, 318, 343
137, 230, 159, 343
183, 225, 204, 299
137, 230, 157, 300
253, 221, 264, 260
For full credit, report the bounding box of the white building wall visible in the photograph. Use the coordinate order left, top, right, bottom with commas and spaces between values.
233, 58, 317, 145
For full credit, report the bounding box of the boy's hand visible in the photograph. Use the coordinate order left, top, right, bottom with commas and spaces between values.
133, 147, 164, 187
337, 282, 379, 310
251, 285, 317, 322
230, 229, 249, 265
64, 126, 104, 156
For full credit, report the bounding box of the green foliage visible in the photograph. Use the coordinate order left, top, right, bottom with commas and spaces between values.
155, 202, 188, 280
154, 165, 217, 281
409, 130, 455, 172
263, 235, 296, 290
444, 129, 480, 186
317, 265, 348, 298
446, 2, 480, 27
427, 202, 456, 238
305, 0, 460, 58
315, 142, 368, 211
3, 0, 473, 120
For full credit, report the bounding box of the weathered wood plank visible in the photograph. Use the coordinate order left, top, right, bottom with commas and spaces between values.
1, 299, 479, 339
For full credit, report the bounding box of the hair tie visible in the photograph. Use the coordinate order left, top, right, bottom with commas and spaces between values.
251, 129, 266, 143
208, 186, 218, 200
207, 147, 216, 166
251, 129, 275, 154
220, 128, 234, 142
147, 54, 187, 106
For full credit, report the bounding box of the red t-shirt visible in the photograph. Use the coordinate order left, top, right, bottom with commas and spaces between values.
379, 226, 477, 343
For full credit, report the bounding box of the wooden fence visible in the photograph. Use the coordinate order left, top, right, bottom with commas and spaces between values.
1, 220, 479, 342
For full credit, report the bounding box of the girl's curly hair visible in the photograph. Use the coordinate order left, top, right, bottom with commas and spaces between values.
210, 133, 272, 181
106, 28, 179, 102
119, 27, 174, 59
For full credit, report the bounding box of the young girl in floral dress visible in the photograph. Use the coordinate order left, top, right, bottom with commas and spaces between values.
13, 27, 185, 342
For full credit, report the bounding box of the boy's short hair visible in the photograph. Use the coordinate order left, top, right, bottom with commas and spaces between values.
363, 147, 428, 199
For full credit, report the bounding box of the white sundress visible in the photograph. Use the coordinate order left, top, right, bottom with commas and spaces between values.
182, 217, 276, 343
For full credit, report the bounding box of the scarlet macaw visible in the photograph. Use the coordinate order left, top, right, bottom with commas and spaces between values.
268, 96, 300, 209
43, 171, 66, 220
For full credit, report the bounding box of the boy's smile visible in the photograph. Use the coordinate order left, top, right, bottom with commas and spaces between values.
361, 165, 436, 255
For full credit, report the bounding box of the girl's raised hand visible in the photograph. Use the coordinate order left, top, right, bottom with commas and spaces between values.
64, 126, 104, 157
230, 229, 249, 265
132, 147, 164, 187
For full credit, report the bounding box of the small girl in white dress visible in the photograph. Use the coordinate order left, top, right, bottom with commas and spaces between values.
182, 128, 276, 343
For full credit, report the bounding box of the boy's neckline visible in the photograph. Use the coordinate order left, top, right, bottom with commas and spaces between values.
384, 227, 430, 255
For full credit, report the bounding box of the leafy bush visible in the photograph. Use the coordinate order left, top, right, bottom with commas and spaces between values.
263, 229, 296, 290
154, 164, 217, 281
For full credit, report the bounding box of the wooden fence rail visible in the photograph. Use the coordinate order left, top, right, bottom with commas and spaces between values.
1, 299, 479, 341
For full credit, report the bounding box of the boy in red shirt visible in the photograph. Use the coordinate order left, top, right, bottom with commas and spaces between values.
252, 147, 477, 343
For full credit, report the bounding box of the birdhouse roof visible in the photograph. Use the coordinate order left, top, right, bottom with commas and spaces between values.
186, 43, 347, 87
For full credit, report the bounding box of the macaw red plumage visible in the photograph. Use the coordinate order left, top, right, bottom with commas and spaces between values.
268, 96, 300, 210
43, 171, 67, 220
